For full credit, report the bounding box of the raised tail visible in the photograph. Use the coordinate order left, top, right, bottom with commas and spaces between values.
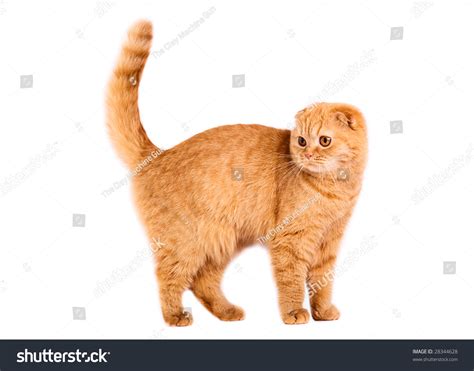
106, 20, 158, 169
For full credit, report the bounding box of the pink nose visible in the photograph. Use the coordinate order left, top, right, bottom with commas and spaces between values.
304, 153, 313, 159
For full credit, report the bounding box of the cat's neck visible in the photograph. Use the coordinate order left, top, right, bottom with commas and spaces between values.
296, 160, 365, 198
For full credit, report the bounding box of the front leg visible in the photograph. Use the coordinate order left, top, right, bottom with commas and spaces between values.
307, 255, 340, 321
307, 220, 348, 321
270, 238, 310, 325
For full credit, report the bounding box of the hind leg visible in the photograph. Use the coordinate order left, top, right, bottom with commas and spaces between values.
158, 273, 193, 326
191, 259, 245, 321
156, 253, 201, 327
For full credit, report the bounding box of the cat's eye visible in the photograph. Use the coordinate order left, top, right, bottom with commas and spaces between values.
297, 136, 307, 147
319, 136, 332, 147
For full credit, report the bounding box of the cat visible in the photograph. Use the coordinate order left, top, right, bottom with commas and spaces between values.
106, 20, 368, 326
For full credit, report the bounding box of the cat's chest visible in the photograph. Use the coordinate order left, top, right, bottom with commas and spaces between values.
308, 194, 353, 223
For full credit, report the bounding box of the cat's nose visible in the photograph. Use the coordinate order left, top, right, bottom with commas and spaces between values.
304, 153, 313, 159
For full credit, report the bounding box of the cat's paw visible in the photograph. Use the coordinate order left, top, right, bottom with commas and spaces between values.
312, 304, 340, 321
282, 308, 310, 325
165, 310, 193, 327
216, 305, 245, 321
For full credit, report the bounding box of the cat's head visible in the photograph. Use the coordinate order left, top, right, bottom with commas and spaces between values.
290, 103, 367, 175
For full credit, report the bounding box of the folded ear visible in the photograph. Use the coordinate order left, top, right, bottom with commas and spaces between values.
334, 104, 364, 130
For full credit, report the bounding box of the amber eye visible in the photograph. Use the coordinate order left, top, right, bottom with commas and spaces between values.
297, 136, 307, 147
319, 136, 332, 147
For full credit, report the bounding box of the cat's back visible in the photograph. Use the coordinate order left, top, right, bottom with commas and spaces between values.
175, 123, 288, 158
155, 123, 290, 173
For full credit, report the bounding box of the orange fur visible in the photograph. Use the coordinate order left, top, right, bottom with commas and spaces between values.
106, 20, 368, 326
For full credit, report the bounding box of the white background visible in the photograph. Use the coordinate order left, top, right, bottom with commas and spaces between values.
0, 0, 473, 339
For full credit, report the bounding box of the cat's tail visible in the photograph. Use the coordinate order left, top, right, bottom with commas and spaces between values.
106, 20, 159, 170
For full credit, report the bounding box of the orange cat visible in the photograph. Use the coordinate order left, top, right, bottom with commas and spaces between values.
106, 20, 368, 326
